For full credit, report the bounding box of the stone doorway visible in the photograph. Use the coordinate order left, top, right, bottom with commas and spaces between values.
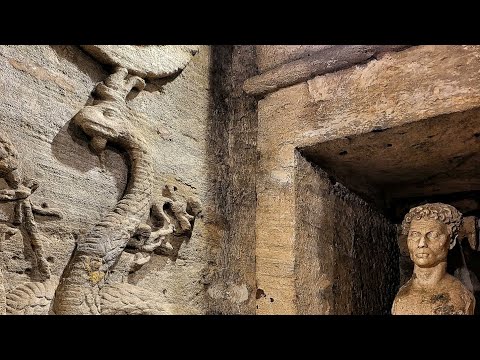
297, 107, 480, 314
253, 45, 480, 314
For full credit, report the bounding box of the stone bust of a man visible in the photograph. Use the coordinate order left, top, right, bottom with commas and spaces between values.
392, 203, 475, 315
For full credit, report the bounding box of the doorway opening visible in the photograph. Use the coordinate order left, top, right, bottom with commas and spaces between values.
296, 107, 480, 314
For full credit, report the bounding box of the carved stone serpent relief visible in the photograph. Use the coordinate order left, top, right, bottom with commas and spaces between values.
1, 66, 201, 315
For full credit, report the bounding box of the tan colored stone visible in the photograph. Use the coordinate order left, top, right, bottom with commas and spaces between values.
245, 45, 409, 96
294, 153, 398, 315
81, 45, 198, 79
2, 44, 480, 315
255, 45, 334, 72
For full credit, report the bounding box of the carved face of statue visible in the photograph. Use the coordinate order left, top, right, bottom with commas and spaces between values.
407, 218, 455, 268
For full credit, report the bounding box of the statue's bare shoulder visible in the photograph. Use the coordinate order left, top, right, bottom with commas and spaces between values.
392, 275, 475, 315
441, 274, 476, 315
391, 279, 413, 314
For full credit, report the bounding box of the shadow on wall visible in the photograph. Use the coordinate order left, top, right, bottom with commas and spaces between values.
202, 46, 258, 314
202, 46, 233, 314
50, 105, 128, 200
50, 45, 129, 195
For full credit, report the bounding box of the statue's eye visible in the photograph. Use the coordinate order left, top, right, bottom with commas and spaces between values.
409, 231, 421, 238
427, 232, 439, 240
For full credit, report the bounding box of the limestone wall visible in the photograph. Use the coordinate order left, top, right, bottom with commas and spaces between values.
295, 153, 398, 314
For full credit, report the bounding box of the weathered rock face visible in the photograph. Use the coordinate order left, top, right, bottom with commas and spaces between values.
245, 45, 409, 96
0, 45, 214, 314
81, 45, 199, 79
255, 45, 334, 72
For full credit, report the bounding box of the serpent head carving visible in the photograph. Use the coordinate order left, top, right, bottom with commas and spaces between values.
73, 67, 146, 154
53, 65, 202, 315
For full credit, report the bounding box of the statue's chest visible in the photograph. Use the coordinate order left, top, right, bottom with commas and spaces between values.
394, 291, 466, 315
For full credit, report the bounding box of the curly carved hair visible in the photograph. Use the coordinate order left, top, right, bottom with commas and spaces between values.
401, 203, 463, 237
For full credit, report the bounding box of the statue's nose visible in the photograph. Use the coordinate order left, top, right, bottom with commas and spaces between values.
418, 235, 427, 248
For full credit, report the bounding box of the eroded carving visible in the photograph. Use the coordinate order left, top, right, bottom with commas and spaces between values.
0, 134, 62, 280
392, 203, 476, 315
0, 132, 63, 314
52, 67, 201, 315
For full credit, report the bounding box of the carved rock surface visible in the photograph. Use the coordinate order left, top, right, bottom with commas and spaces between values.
0, 45, 212, 314
255, 45, 334, 72
81, 45, 199, 79
245, 45, 409, 96
6, 276, 58, 315
99, 282, 172, 315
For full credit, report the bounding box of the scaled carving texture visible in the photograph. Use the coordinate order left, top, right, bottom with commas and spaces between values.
0, 45, 210, 315
53, 67, 202, 315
